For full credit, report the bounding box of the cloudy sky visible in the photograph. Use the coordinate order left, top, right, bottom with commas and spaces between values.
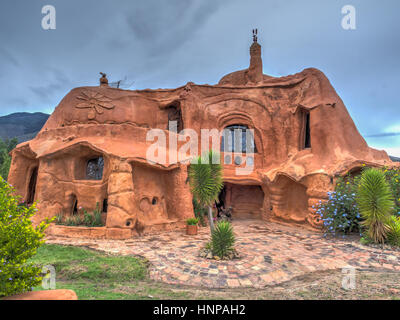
0, 0, 399, 155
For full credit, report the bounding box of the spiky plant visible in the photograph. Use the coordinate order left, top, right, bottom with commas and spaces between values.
356, 168, 394, 244
188, 151, 223, 232
387, 216, 400, 246
211, 221, 235, 259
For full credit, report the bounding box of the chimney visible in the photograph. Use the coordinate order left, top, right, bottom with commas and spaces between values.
248, 29, 263, 83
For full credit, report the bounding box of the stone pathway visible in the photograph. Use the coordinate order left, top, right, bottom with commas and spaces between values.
45, 220, 400, 288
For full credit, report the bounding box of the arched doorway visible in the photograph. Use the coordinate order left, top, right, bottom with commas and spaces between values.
27, 167, 38, 205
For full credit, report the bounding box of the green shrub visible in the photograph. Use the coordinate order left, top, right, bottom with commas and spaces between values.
92, 203, 103, 227
356, 168, 394, 244
384, 167, 400, 216
211, 221, 235, 259
387, 216, 400, 246
64, 216, 77, 226
0, 138, 18, 181
55, 213, 63, 224
0, 177, 52, 297
83, 209, 94, 226
57, 203, 104, 227
186, 218, 199, 226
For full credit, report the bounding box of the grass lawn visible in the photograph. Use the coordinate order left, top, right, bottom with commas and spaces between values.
29, 244, 400, 300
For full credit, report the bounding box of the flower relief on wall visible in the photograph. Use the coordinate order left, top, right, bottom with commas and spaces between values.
75, 90, 115, 120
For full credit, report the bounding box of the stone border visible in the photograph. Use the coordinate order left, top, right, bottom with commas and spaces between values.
46, 220, 187, 240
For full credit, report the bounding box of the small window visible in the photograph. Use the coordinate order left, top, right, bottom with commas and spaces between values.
27, 167, 38, 205
86, 157, 104, 180
102, 198, 108, 213
167, 105, 183, 132
302, 111, 311, 149
72, 197, 78, 215
221, 125, 257, 153
152, 197, 157, 205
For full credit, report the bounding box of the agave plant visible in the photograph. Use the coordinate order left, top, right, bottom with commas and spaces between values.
211, 221, 235, 259
188, 151, 223, 232
356, 168, 394, 244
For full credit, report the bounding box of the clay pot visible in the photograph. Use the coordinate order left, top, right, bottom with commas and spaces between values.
186, 224, 198, 235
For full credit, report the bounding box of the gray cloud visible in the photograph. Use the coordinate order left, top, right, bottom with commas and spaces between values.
125, 1, 226, 57
0, 0, 399, 155
366, 132, 400, 138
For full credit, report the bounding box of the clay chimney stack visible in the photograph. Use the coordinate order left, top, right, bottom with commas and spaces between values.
248, 29, 263, 83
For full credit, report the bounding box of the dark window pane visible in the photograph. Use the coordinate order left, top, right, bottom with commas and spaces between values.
221, 125, 256, 154
86, 157, 104, 180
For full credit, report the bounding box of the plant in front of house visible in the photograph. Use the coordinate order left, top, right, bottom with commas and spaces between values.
317, 175, 361, 237
387, 215, 400, 246
356, 168, 394, 244
384, 167, 400, 216
188, 151, 223, 233
211, 221, 237, 259
56, 203, 104, 227
186, 217, 199, 235
187, 218, 199, 225
0, 177, 52, 297
200, 220, 239, 260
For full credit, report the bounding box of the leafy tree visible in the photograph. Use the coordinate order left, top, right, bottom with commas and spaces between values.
0, 138, 18, 180
0, 176, 52, 297
188, 151, 223, 233
356, 168, 394, 244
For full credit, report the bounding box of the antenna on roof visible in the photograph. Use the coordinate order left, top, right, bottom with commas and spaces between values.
252, 28, 258, 42
109, 76, 135, 89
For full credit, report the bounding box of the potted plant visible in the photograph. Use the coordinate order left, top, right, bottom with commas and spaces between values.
186, 217, 199, 235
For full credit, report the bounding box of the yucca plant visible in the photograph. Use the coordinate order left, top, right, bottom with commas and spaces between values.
356, 168, 394, 244
188, 151, 223, 232
387, 216, 400, 246
211, 221, 235, 259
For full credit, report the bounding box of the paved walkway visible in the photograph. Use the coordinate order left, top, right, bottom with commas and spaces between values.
46, 220, 400, 288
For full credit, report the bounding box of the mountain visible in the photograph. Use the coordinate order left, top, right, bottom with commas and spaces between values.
390, 156, 400, 162
0, 112, 49, 143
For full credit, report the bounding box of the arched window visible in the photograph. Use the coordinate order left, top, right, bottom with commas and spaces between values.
167, 105, 183, 132
71, 195, 78, 215
221, 125, 257, 153
86, 157, 104, 180
27, 167, 38, 205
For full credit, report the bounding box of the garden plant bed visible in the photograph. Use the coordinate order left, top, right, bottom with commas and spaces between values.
46, 220, 187, 240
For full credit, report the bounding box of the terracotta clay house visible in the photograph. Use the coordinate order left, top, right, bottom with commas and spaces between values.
8, 34, 394, 238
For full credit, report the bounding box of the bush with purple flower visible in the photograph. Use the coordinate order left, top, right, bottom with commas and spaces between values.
316, 175, 362, 237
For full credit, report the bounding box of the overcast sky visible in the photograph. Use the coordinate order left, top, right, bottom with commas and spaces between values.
0, 0, 399, 155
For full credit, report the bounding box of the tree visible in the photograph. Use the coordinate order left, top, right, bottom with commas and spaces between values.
356, 168, 394, 244
188, 151, 223, 233
0, 138, 17, 180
